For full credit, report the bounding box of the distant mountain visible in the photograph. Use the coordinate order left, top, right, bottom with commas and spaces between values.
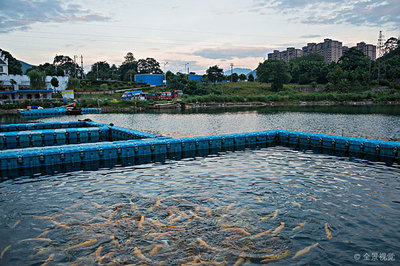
224, 68, 252, 76
247, 69, 257, 79
18, 60, 35, 74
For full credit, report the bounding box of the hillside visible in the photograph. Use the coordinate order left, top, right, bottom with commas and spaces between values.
18, 60, 35, 74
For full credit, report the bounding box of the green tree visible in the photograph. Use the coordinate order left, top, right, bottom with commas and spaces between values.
119, 62, 138, 81
27, 62, 65, 76
87, 61, 112, 80
230, 73, 239, 82
137, 58, 162, 74
289, 53, 328, 84
67, 78, 81, 90
256, 60, 291, 91
247, 74, 255, 82
53, 55, 80, 77
0, 49, 22, 75
51, 77, 59, 90
27, 70, 46, 89
206, 65, 224, 84
239, 74, 247, 81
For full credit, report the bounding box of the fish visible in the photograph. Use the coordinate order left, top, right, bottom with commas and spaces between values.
11, 220, 21, 229
234, 257, 244, 266
161, 225, 186, 230
220, 226, 251, 236
95, 245, 102, 260
153, 232, 175, 240
272, 222, 285, 234
260, 210, 278, 221
138, 215, 145, 229
181, 255, 201, 266
308, 195, 318, 201
226, 202, 235, 211
168, 215, 182, 225
255, 196, 262, 203
65, 239, 97, 251
110, 235, 119, 247
203, 207, 212, 217
19, 238, 52, 243
292, 222, 307, 231
188, 210, 204, 219
146, 218, 164, 228
197, 238, 222, 252
292, 202, 301, 208
33, 214, 64, 220
292, 243, 319, 259
325, 223, 332, 239
148, 199, 162, 212
37, 230, 50, 238
41, 254, 54, 266
51, 220, 70, 229
65, 203, 84, 209
195, 205, 201, 213
150, 243, 165, 255
91, 202, 102, 208
0, 245, 11, 260
98, 251, 116, 264
134, 247, 151, 262
253, 229, 273, 238
129, 199, 136, 209
261, 250, 291, 262
108, 210, 118, 221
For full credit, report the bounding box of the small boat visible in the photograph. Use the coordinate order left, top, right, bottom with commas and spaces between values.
66, 107, 82, 115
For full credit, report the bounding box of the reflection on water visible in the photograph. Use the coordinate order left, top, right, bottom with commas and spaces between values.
18, 105, 400, 141
0, 147, 399, 265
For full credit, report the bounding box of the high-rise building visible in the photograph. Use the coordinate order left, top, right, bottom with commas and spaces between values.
356, 42, 377, 60
267, 48, 303, 63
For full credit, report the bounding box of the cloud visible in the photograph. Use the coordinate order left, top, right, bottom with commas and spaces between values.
236, 0, 400, 28
300, 34, 322, 38
0, 0, 110, 33
193, 46, 268, 60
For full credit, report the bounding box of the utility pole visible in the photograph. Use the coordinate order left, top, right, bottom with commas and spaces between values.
74, 55, 78, 78
80, 55, 84, 79
163, 62, 168, 85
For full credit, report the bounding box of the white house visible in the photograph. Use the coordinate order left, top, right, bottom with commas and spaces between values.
0, 51, 8, 75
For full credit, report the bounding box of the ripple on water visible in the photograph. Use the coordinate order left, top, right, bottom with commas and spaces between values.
0, 146, 399, 265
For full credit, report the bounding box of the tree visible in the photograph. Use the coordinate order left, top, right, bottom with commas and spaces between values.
51, 77, 59, 90
289, 53, 328, 84
27, 70, 46, 89
0, 49, 22, 75
124, 52, 136, 63
248, 74, 255, 82
256, 60, 291, 91
137, 58, 163, 74
384, 37, 399, 54
239, 74, 247, 81
67, 78, 80, 90
338, 48, 369, 72
119, 62, 138, 81
53, 55, 80, 77
27, 62, 65, 77
206, 65, 224, 84
86, 61, 112, 80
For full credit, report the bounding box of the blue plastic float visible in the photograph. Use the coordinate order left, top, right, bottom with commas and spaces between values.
0, 121, 399, 174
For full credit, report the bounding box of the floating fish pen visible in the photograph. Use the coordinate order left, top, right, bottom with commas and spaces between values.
0, 121, 399, 176
17, 107, 101, 118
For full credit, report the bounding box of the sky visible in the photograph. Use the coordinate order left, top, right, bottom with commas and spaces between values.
0, 0, 399, 74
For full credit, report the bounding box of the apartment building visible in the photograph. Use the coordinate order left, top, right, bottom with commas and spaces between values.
356, 42, 377, 60
267, 38, 377, 63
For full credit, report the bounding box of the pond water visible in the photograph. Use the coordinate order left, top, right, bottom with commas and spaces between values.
0, 106, 399, 265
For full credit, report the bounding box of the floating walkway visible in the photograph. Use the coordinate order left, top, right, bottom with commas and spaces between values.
18, 107, 101, 118
0, 121, 399, 177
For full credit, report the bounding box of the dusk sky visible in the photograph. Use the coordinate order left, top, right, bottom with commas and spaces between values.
1, 0, 399, 73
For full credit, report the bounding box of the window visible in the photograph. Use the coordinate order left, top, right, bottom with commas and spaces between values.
0, 66, 3, 72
